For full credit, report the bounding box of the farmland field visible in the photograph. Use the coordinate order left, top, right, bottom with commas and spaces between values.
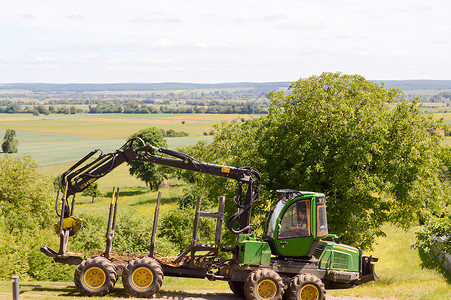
0, 113, 257, 166
0, 113, 254, 138
2, 111, 450, 165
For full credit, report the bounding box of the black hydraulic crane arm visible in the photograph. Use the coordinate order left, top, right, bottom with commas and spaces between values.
57, 138, 260, 234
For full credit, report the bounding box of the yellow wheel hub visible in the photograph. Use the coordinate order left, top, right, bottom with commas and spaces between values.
257, 279, 277, 300
299, 284, 319, 300
132, 267, 154, 289
83, 267, 106, 290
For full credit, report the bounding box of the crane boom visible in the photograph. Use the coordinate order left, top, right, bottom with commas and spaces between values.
57, 138, 260, 234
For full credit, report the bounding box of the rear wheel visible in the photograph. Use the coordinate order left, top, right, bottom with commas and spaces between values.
286, 274, 326, 300
244, 269, 284, 300
122, 256, 164, 298
74, 256, 117, 296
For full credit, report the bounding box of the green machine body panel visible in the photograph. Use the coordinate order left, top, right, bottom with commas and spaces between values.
319, 242, 360, 272
237, 234, 271, 266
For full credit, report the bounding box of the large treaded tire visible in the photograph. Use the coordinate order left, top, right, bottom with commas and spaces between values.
229, 281, 246, 299
244, 269, 284, 300
74, 256, 117, 297
122, 256, 164, 298
286, 274, 326, 300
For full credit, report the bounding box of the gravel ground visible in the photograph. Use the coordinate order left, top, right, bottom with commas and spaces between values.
144, 293, 396, 300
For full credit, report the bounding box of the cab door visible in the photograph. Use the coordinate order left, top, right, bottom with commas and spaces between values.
273, 198, 315, 257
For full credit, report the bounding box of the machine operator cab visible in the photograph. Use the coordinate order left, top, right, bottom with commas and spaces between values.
264, 189, 328, 257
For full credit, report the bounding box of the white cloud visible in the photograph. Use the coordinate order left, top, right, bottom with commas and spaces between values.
67, 15, 85, 20
149, 39, 175, 50
276, 19, 325, 30
0, 0, 451, 82
134, 12, 180, 24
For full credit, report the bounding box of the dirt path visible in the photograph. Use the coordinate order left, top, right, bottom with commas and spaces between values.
0, 290, 398, 300
0, 283, 398, 300
140, 293, 395, 300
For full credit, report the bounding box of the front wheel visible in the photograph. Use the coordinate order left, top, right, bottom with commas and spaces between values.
122, 256, 164, 298
74, 256, 117, 297
244, 268, 284, 300
286, 274, 326, 300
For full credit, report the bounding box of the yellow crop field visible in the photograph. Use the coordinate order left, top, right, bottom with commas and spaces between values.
0, 113, 257, 139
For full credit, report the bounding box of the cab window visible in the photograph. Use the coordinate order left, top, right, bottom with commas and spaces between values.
278, 199, 310, 239
264, 200, 285, 239
316, 203, 328, 237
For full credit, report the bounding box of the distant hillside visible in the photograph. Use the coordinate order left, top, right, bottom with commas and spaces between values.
0, 82, 291, 93
374, 80, 451, 90
1, 80, 451, 93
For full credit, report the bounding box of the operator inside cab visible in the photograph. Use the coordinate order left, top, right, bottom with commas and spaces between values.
278, 200, 310, 238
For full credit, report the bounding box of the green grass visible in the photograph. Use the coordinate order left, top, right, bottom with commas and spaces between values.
2, 225, 449, 299
14, 135, 213, 166
442, 137, 451, 147
17, 138, 125, 166
1, 130, 213, 166
0, 278, 230, 299
39, 162, 185, 218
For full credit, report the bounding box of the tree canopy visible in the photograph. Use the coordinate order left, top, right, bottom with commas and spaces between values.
0, 155, 53, 233
127, 127, 168, 190
413, 146, 451, 259
2, 129, 18, 153
0, 155, 56, 279
178, 72, 448, 250
82, 182, 101, 203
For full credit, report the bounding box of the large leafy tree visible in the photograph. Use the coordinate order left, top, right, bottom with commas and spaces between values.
180, 73, 447, 250
259, 72, 446, 249
127, 127, 168, 190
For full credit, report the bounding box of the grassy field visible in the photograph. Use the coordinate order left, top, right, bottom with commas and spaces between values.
1, 112, 450, 166
39, 162, 186, 218
0, 113, 248, 166
14, 135, 212, 166
0, 278, 231, 300
1, 112, 450, 299
0, 225, 449, 299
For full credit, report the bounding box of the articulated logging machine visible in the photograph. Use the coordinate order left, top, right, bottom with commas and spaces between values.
41, 138, 379, 300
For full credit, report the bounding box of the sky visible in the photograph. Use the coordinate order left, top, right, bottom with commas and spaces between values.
0, 0, 450, 83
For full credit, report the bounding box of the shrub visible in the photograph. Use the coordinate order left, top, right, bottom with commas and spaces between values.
158, 207, 216, 253
2, 129, 19, 153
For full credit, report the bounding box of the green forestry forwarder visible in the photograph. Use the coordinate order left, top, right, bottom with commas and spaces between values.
41, 137, 379, 300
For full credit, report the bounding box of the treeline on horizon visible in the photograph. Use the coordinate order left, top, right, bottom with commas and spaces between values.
1, 80, 451, 116
0, 101, 268, 115
0, 82, 291, 93
0, 86, 271, 115
1, 80, 451, 92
